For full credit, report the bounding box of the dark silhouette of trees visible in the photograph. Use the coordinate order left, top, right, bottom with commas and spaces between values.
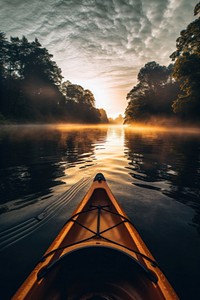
98, 109, 109, 123
137, 61, 171, 93
0, 32, 9, 119
0, 33, 8, 78
0, 34, 64, 121
60, 81, 101, 123
109, 114, 123, 124
170, 4, 200, 120
124, 4, 200, 124
194, 2, 200, 16
0, 33, 103, 124
124, 62, 180, 123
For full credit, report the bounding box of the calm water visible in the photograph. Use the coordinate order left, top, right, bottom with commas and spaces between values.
0, 124, 200, 299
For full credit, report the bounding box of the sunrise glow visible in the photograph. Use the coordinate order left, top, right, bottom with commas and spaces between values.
1, 1, 197, 119
72, 78, 115, 116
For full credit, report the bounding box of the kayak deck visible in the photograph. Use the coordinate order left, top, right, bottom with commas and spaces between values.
47, 188, 144, 258
12, 173, 179, 300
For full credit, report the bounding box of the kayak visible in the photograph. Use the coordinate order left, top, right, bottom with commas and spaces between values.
12, 173, 179, 300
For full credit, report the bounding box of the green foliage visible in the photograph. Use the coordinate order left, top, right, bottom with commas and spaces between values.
0, 33, 101, 124
124, 62, 179, 123
170, 19, 200, 61
138, 61, 171, 92
61, 82, 101, 123
125, 3, 200, 124
98, 109, 109, 123
194, 2, 200, 16
0, 32, 9, 79
170, 4, 200, 120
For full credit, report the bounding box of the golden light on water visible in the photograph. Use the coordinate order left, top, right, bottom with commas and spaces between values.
53, 123, 200, 135
127, 125, 200, 135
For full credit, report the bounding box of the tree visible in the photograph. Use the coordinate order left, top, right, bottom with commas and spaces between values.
84, 89, 95, 106
16, 37, 63, 119
0, 32, 9, 114
0, 32, 8, 79
0, 34, 64, 120
194, 2, 200, 16
61, 82, 101, 123
0, 33, 103, 123
98, 108, 109, 123
65, 84, 84, 103
170, 4, 200, 120
172, 53, 200, 118
138, 61, 170, 93
124, 62, 178, 123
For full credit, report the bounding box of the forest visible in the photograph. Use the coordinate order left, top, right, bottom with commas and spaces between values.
124, 3, 200, 124
1, 3, 200, 125
0, 34, 108, 124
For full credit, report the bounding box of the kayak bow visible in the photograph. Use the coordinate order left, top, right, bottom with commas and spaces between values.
12, 173, 179, 300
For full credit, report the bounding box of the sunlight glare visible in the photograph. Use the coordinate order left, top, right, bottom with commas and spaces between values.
125, 123, 200, 135
74, 78, 112, 111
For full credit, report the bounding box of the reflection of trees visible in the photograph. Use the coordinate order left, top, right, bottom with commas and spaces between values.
59, 128, 107, 164
124, 129, 200, 234
125, 131, 171, 182
0, 127, 64, 205
0, 126, 107, 205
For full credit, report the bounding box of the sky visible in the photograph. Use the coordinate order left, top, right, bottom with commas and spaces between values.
0, 0, 198, 118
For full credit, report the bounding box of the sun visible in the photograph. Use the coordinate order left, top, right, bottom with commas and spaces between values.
75, 78, 111, 109
66, 77, 126, 118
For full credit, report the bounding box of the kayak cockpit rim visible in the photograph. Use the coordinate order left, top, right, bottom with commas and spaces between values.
37, 245, 158, 284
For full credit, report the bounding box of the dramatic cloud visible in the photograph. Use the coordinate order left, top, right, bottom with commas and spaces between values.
0, 0, 198, 117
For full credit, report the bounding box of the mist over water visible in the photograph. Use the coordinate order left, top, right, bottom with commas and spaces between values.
0, 124, 200, 299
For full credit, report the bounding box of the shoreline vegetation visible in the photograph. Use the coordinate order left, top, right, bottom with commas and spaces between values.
0, 4, 200, 127
124, 3, 200, 126
0, 33, 110, 125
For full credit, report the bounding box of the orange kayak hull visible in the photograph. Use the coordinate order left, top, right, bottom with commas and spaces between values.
12, 173, 179, 300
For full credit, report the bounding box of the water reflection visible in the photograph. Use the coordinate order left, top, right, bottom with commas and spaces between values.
124, 128, 200, 233
0, 125, 200, 300
0, 125, 107, 210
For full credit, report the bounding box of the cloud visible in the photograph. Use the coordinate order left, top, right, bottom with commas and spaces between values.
0, 0, 198, 117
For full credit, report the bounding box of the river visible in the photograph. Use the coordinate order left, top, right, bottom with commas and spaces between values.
0, 124, 200, 299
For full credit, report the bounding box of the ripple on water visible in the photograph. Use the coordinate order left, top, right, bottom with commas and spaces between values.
0, 125, 200, 300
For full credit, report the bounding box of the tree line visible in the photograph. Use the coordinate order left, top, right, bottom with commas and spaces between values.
0, 33, 108, 124
124, 3, 200, 124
